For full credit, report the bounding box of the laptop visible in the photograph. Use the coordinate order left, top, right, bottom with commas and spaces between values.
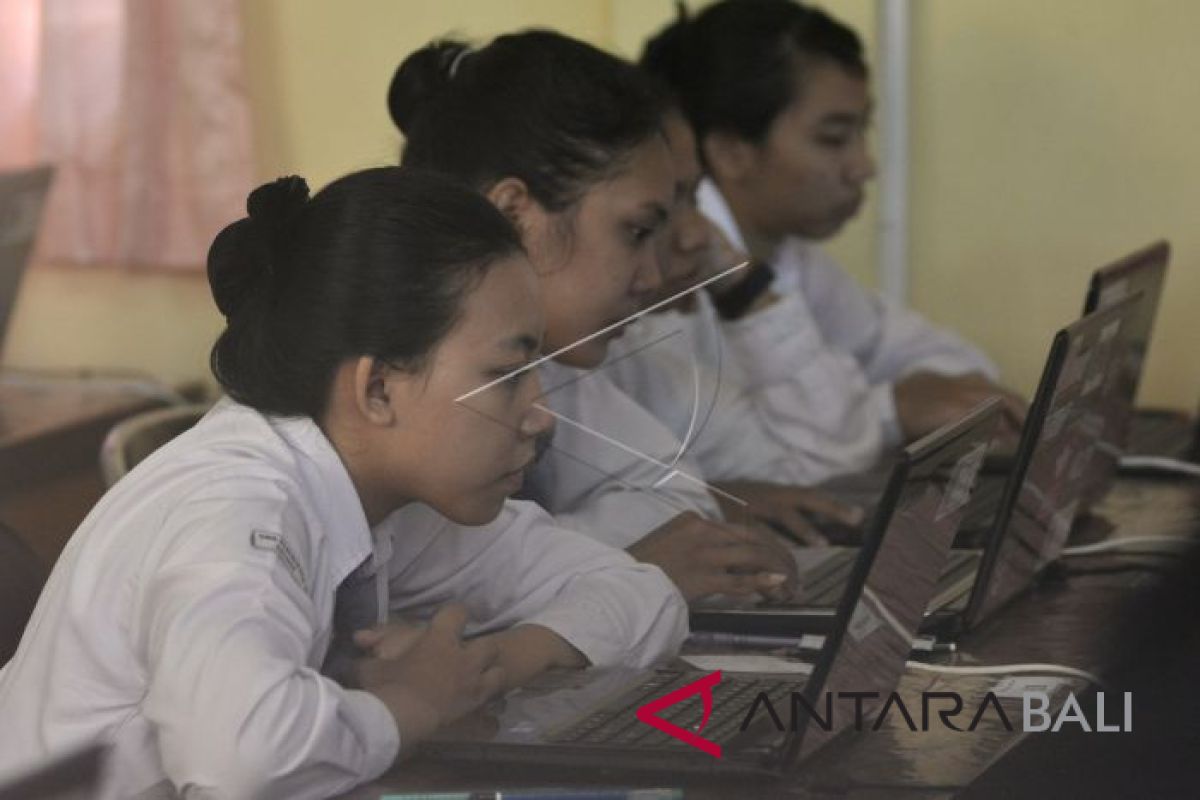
814, 243, 1173, 542
0, 166, 54, 359
950, 294, 1139, 624
695, 295, 1142, 640
419, 401, 999, 776
1081, 240, 1199, 464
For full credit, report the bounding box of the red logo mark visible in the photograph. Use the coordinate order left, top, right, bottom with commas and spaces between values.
635, 670, 723, 758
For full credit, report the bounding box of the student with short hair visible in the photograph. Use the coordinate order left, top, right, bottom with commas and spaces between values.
388, 30, 803, 601
638, 0, 1025, 467
0, 168, 688, 799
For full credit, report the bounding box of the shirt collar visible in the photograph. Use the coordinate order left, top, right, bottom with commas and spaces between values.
697, 178, 750, 254
265, 406, 376, 586
698, 178, 820, 268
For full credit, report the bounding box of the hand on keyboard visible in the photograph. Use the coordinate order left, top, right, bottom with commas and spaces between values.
802, 514, 867, 547
627, 512, 799, 603
711, 480, 866, 547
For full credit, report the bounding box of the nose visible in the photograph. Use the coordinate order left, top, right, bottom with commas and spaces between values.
630, 244, 665, 297
675, 207, 711, 255
520, 401, 555, 440
847, 135, 877, 184
519, 370, 556, 439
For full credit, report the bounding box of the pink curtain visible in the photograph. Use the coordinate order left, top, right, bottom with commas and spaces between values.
0, 0, 41, 167
1, 0, 254, 269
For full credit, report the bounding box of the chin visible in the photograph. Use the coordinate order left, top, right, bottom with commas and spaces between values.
794, 218, 845, 241
437, 495, 507, 528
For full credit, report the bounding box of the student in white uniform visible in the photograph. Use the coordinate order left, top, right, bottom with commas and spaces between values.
388, 31, 801, 599
604, 101, 871, 539
0, 169, 688, 799
637, 0, 1026, 456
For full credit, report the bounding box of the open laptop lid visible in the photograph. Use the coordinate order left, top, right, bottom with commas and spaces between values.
1082, 240, 1169, 399
1080, 240, 1171, 499
0, 165, 54, 356
773, 399, 1000, 769
964, 295, 1141, 627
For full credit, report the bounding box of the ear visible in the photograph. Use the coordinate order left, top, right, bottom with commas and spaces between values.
702, 130, 759, 184
351, 356, 398, 427
486, 177, 537, 230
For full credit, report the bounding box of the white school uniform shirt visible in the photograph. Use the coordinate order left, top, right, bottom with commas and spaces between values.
519, 361, 720, 548
0, 399, 686, 800
603, 181, 999, 485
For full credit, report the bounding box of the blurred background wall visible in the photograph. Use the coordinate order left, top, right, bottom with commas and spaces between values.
5, 0, 1198, 409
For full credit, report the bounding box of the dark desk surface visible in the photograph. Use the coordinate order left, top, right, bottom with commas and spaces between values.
346, 478, 1200, 800
0, 378, 164, 566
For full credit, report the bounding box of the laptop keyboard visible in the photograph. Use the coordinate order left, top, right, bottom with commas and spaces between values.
794, 548, 979, 608
549, 671, 802, 749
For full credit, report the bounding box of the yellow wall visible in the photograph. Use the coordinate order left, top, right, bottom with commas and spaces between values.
3, 267, 223, 387
910, 0, 1200, 408
241, 0, 610, 189
5, 1, 1199, 410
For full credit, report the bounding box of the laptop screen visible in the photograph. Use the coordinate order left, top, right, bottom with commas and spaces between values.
1080, 241, 1170, 501
788, 400, 998, 764
1082, 241, 1169, 405
970, 296, 1139, 625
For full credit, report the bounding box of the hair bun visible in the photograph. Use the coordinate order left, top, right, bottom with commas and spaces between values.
641, 2, 693, 85
388, 39, 471, 135
247, 175, 310, 234
207, 175, 309, 319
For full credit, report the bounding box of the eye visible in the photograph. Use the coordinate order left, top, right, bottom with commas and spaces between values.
813, 121, 868, 151
490, 365, 528, 393
629, 214, 667, 248
815, 133, 852, 149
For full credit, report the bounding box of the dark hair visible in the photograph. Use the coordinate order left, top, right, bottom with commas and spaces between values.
207, 167, 523, 418
641, 0, 867, 145
389, 30, 666, 212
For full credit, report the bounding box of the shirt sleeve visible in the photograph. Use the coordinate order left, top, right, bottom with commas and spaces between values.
715, 290, 903, 460
135, 488, 399, 800
603, 312, 854, 485
525, 364, 721, 547
378, 500, 689, 669
781, 243, 1000, 384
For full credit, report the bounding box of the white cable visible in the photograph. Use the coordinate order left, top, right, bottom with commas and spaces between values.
1119, 455, 1200, 478
905, 660, 1104, 688
1061, 535, 1193, 557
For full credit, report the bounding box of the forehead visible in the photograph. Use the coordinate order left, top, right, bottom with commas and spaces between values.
584, 135, 675, 212
784, 61, 871, 123
452, 254, 542, 348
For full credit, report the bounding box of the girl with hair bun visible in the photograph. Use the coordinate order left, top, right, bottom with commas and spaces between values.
0, 167, 689, 799
387, 30, 802, 604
